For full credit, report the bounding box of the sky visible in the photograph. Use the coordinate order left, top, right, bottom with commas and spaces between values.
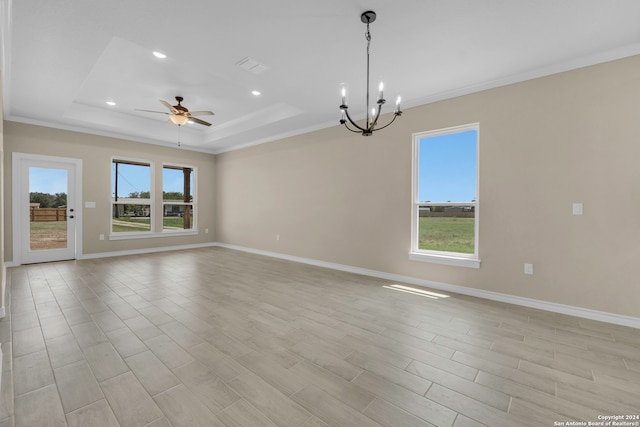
28, 165, 188, 195
29, 167, 68, 194
418, 129, 477, 202
111, 164, 192, 197
112, 163, 151, 198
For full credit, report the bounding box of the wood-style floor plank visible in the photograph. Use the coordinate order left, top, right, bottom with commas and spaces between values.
5, 247, 640, 427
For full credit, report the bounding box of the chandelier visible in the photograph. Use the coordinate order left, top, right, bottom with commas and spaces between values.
339, 11, 402, 136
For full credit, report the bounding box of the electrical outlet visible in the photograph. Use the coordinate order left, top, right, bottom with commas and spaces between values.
572, 203, 583, 215
99, 234, 104, 241
276, 234, 280, 241
205, 228, 209, 234
524, 263, 534, 275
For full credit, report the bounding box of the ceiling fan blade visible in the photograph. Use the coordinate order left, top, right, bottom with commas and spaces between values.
189, 117, 212, 126
136, 109, 169, 114
160, 99, 179, 114
188, 110, 215, 116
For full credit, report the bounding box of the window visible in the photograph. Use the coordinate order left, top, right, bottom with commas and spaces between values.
410, 123, 480, 268
162, 164, 195, 231
111, 159, 153, 234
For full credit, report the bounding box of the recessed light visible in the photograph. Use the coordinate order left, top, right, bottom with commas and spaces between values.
153, 51, 167, 59
105, 101, 116, 106
251, 90, 261, 96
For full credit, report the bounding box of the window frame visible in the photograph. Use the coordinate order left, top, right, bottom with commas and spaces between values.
110, 157, 154, 239
409, 123, 481, 268
161, 162, 197, 234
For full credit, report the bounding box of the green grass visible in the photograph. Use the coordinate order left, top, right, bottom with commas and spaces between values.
112, 217, 150, 232
162, 217, 192, 229
418, 217, 475, 254
112, 224, 150, 232
118, 217, 150, 224
111, 217, 192, 232
30, 221, 67, 232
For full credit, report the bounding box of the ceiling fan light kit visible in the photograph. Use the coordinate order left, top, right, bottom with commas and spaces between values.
169, 115, 189, 125
339, 10, 402, 136
136, 96, 215, 146
137, 96, 215, 128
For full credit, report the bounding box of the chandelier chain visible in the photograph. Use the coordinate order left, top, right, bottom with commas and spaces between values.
365, 21, 371, 127
366, 22, 371, 51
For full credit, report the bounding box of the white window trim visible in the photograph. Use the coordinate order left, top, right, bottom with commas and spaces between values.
110, 156, 154, 237
109, 230, 198, 241
410, 123, 480, 269
161, 162, 197, 233
408, 251, 481, 268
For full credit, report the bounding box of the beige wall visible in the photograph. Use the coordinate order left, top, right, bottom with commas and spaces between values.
3, 56, 639, 319
3, 122, 216, 260
216, 55, 640, 318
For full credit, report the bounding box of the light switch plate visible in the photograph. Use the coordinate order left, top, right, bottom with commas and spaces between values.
572, 203, 583, 215
524, 263, 534, 275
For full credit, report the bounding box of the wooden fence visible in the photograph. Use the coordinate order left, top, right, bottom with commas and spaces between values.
30, 208, 67, 222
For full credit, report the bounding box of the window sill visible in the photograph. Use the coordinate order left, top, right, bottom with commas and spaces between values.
109, 230, 198, 241
408, 251, 481, 269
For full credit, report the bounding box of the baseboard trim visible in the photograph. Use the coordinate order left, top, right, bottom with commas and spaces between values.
78, 242, 218, 260
215, 243, 640, 329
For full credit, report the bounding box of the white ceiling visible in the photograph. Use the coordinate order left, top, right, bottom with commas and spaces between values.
2, 0, 640, 153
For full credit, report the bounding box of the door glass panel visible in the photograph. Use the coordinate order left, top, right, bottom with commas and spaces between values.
29, 167, 68, 251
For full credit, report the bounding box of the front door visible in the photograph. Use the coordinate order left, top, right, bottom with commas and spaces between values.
13, 153, 82, 264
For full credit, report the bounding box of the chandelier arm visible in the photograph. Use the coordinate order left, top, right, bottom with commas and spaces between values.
341, 108, 367, 133
342, 122, 364, 133
371, 112, 400, 132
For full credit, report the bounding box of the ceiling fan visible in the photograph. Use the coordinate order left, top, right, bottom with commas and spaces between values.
137, 96, 214, 126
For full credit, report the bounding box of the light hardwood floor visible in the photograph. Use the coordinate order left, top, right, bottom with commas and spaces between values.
1, 247, 639, 426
